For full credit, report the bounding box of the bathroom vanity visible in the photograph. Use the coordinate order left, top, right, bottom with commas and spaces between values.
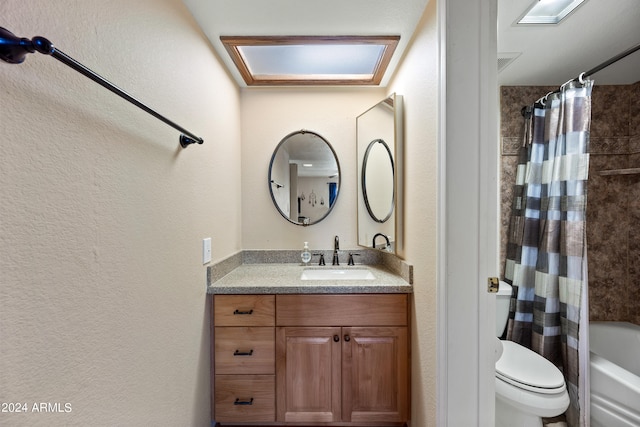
208, 258, 412, 427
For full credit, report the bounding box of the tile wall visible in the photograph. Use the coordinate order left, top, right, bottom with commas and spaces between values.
500, 82, 640, 325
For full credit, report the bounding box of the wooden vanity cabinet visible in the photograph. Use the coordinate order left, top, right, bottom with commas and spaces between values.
212, 293, 409, 426
276, 294, 409, 425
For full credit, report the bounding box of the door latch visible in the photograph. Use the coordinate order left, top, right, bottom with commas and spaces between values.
488, 277, 499, 293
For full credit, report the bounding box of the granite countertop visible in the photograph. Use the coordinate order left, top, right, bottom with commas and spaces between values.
207, 250, 413, 295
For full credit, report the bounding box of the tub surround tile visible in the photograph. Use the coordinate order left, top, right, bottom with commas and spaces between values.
630, 82, 640, 137
501, 137, 522, 156
500, 86, 556, 138
587, 141, 635, 323
628, 172, 640, 323
589, 278, 627, 322
500, 155, 519, 278
591, 85, 631, 138
589, 137, 629, 155
628, 166, 640, 213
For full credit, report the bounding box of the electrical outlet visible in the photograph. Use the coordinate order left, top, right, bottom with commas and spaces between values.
203, 238, 212, 264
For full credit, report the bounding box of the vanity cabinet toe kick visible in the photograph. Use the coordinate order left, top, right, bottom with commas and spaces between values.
211, 293, 410, 427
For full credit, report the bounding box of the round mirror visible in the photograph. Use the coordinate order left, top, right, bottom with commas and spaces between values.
361, 138, 395, 223
268, 130, 341, 226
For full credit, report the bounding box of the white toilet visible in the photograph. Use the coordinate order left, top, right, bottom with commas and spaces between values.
494, 281, 570, 427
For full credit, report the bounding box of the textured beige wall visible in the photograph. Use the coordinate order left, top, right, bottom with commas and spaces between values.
240, 88, 385, 251
387, 1, 439, 425
0, 1, 242, 425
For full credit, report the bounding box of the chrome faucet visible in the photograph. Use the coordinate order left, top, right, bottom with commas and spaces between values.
372, 233, 390, 250
332, 235, 340, 265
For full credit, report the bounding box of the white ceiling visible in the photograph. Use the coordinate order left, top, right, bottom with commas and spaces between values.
498, 0, 640, 86
182, 0, 430, 87
182, 0, 640, 87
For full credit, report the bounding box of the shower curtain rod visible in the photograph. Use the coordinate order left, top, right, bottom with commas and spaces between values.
0, 27, 203, 148
521, 42, 640, 116
583, 42, 640, 79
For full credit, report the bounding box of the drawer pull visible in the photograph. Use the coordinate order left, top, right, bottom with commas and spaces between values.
233, 349, 254, 356
233, 309, 254, 315
234, 398, 254, 406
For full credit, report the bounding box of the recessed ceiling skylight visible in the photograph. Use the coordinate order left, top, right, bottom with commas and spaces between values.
220, 36, 400, 86
517, 0, 586, 24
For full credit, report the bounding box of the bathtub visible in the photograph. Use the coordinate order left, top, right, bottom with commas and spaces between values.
590, 321, 640, 427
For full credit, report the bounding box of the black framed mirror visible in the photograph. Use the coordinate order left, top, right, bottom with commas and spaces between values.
268, 130, 341, 226
361, 138, 395, 223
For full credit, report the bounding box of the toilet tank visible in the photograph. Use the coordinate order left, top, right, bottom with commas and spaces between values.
496, 281, 512, 337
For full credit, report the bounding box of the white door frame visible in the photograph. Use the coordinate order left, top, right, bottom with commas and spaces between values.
437, 0, 499, 425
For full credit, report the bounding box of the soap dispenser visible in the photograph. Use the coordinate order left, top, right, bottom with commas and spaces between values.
301, 242, 312, 265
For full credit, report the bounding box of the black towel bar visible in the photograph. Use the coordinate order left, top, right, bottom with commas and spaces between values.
0, 27, 204, 148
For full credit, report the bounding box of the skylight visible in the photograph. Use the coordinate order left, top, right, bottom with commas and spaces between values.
220, 36, 400, 86
517, 0, 586, 24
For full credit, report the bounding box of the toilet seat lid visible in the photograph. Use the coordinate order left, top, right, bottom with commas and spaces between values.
495, 341, 566, 394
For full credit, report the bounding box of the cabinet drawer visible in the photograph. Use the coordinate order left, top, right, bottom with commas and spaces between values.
215, 375, 275, 422
276, 294, 408, 326
215, 327, 275, 374
214, 295, 275, 326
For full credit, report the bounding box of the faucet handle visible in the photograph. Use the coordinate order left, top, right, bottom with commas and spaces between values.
313, 253, 326, 266
348, 253, 360, 266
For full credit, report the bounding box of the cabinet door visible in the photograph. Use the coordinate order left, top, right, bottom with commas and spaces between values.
276, 327, 342, 423
342, 326, 409, 423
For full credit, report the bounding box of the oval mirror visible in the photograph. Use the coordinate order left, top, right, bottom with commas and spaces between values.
268, 130, 341, 226
362, 138, 395, 223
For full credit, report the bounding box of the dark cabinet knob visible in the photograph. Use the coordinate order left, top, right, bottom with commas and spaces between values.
333, 334, 340, 342
344, 335, 351, 342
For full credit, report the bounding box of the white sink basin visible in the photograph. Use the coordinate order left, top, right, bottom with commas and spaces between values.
300, 268, 376, 281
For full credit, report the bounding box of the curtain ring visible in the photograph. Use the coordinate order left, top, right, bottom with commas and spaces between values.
537, 91, 553, 106
578, 72, 586, 85
560, 78, 575, 91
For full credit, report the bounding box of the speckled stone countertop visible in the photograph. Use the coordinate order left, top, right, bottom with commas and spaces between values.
207, 250, 413, 295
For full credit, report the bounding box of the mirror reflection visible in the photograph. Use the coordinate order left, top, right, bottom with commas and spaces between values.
362, 138, 395, 223
357, 94, 403, 253
268, 130, 340, 226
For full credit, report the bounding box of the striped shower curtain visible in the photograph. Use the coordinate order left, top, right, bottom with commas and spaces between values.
504, 79, 594, 427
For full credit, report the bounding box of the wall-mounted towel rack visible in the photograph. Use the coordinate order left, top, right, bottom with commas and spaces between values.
599, 168, 640, 176
0, 27, 203, 148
